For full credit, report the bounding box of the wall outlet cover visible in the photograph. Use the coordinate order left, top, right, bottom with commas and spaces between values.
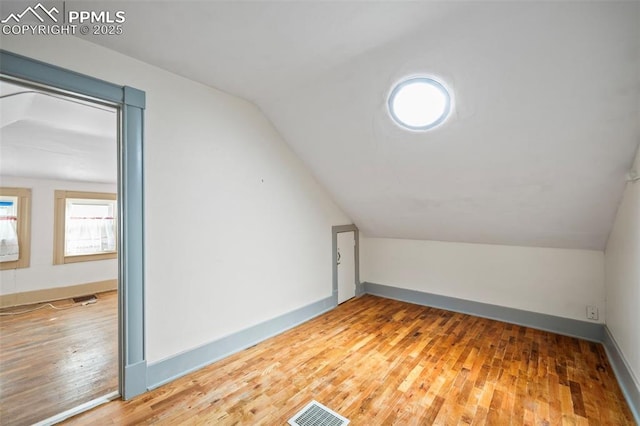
586, 305, 598, 320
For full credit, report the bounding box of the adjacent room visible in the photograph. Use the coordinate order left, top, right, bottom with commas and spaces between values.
0, 79, 119, 424
0, 1, 638, 425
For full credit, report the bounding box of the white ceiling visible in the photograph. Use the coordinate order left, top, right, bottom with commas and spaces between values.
0, 81, 117, 184
16, 1, 640, 250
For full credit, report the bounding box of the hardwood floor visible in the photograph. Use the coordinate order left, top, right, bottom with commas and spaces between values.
63, 294, 634, 425
0, 291, 118, 426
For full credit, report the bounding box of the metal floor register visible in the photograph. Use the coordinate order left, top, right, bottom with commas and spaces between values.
288, 400, 350, 426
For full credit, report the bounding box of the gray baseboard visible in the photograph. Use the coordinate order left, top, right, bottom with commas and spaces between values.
146, 296, 335, 390
363, 282, 604, 342
143, 280, 638, 423
603, 327, 640, 423
363, 281, 639, 422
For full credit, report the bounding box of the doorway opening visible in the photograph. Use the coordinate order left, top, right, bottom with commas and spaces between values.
0, 77, 120, 425
0, 49, 147, 422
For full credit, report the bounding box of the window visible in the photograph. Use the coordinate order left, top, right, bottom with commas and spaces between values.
0, 187, 31, 270
388, 76, 452, 131
54, 190, 117, 264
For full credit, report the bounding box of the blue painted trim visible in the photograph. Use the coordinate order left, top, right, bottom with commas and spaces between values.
363, 282, 604, 342
603, 327, 640, 423
124, 86, 146, 109
123, 361, 148, 400
0, 50, 123, 103
1, 49, 147, 400
146, 296, 335, 389
121, 102, 146, 399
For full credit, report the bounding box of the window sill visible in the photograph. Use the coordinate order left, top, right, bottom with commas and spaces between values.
56, 252, 117, 265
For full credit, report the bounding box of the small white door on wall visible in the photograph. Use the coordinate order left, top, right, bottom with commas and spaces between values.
337, 231, 356, 304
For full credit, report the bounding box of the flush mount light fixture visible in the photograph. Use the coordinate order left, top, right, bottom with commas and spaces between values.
388, 76, 452, 131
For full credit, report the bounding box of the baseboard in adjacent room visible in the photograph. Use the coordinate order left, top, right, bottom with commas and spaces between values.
0, 279, 117, 308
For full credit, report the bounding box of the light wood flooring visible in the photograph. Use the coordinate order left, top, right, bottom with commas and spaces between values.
63, 294, 634, 425
0, 291, 118, 426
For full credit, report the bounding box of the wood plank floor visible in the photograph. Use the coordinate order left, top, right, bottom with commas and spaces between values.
0, 291, 118, 426
63, 294, 634, 425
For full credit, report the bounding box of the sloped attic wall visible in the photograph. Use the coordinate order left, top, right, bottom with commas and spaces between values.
1, 34, 350, 364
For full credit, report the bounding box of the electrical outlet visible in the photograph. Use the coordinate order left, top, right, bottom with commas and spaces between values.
586, 305, 598, 320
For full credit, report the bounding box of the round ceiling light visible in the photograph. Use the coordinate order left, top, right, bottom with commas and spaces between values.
388, 77, 452, 131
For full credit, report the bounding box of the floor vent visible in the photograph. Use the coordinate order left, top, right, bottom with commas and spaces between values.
288, 400, 350, 426
72, 295, 97, 304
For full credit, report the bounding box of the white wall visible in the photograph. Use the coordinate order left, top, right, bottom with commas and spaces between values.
361, 237, 605, 322
1, 35, 350, 363
0, 176, 117, 295
605, 148, 640, 385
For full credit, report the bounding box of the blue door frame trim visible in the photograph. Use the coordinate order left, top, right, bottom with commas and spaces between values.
0, 49, 147, 400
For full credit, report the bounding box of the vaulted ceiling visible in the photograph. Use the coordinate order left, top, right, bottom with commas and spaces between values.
8, 1, 640, 250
